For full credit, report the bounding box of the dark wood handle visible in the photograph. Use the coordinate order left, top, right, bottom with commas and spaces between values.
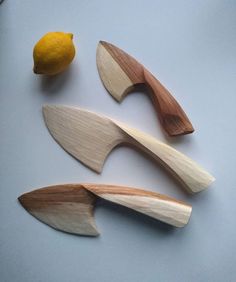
143, 68, 194, 136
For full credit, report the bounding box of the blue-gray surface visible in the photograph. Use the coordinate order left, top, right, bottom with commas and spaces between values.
0, 1, 236, 281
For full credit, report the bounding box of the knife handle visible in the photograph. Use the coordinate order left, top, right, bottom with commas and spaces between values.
143, 68, 194, 136
84, 184, 192, 227
116, 123, 215, 193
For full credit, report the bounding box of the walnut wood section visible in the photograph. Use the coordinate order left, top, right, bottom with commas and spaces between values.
96, 41, 194, 136
43, 105, 215, 193
19, 183, 193, 236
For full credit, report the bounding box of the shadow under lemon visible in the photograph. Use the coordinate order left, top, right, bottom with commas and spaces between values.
36, 64, 75, 96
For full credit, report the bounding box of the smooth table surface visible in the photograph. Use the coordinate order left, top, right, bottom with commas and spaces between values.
0, 1, 235, 281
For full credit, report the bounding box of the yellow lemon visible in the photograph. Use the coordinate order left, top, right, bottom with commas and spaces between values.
33, 32, 76, 75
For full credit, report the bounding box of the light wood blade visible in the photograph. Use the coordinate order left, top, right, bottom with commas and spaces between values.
43, 105, 123, 173
96, 41, 143, 101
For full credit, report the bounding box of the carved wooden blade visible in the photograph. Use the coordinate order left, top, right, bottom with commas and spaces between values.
43, 105, 122, 173
19, 184, 192, 236
96, 41, 144, 101
18, 184, 99, 236
43, 105, 214, 193
96, 41, 194, 136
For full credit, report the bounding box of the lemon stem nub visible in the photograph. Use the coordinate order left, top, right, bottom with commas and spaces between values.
68, 33, 73, 39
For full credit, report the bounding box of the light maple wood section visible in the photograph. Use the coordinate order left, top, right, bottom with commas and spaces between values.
43, 105, 215, 193
86, 184, 192, 228
96, 41, 194, 136
19, 183, 192, 236
96, 43, 134, 100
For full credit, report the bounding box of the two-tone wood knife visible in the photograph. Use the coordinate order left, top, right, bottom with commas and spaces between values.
96, 41, 194, 136
19, 183, 192, 236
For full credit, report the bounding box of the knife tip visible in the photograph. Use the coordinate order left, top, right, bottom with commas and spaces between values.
18, 195, 22, 203
42, 104, 50, 110
18, 194, 26, 208
98, 40, 109, 47
42, 104, 59, 117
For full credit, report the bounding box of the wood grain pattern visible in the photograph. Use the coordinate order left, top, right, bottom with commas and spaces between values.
43, 105, 215, 193
96, 41, 194, 136
19, 185, 98, 236
19, 183, 192, 236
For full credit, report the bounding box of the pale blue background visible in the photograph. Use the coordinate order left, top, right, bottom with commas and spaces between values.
0, 1, 236, 281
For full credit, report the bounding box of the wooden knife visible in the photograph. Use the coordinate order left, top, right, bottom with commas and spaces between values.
19, 183, 192, 236
43, 105, 214, 193
96, 41, 194, 137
